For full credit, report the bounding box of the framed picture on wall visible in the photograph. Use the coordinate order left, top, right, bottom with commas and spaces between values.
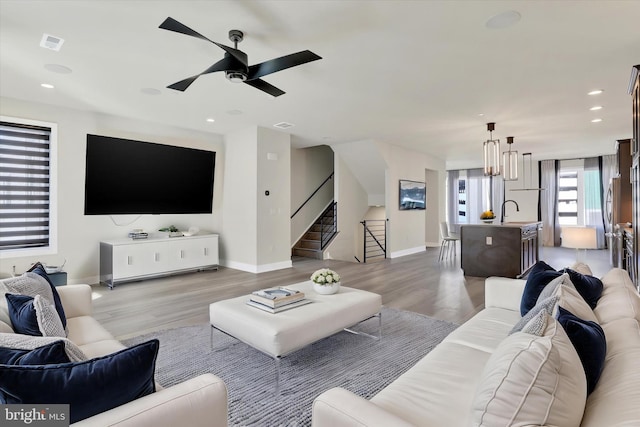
399, 180, 426, 210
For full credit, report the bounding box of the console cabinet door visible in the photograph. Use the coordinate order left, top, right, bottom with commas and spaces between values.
112, 243, 168, 279
168, 236, 219, 271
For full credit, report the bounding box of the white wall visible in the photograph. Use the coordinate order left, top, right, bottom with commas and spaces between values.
221, 126, 292, 273
325, 154, 369, 262
290, 145, 334, 245
256, 127, 291, 270
0, 97, 224, 284
425, 169, 441, 246
376, 141, 446, 258
331, 140, 386, 205
221, 127, 258, 267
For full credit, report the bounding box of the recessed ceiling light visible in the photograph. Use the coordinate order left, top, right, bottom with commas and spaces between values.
591, 118, 603, 123
140, 88, 161, 95
44, 63, 72, 74
485, 10, 521, 29
273, 122, 294, 129
589, 106, 603, 111
206, 118, 215, 123
588, 90, 603, 95
40, 83, 54, 89
478, 113, 485, 117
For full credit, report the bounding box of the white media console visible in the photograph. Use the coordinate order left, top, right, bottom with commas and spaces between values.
99, 234, 219, 288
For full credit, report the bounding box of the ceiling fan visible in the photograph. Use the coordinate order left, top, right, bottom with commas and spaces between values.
159, 17, 322, 97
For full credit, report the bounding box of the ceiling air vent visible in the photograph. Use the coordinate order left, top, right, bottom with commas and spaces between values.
40, 34, 64, 51
273, 122, 294, 129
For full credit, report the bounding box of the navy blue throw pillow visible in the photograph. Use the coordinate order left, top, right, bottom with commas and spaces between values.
5, 294, 41, 336
28, 262, 66, 329
0, 341, 70, 365
560, 268, 603, 309
556, 306, 606, 395
520, 261, 562, 316
0, 339, 159, 423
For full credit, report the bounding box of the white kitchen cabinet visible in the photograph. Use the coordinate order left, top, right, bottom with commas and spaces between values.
100, 234, 219, 288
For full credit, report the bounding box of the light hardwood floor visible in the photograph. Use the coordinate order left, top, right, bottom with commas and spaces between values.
91, 245, 611, 340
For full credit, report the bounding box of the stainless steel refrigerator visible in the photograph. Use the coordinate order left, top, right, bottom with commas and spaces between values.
605, 177, 625, 267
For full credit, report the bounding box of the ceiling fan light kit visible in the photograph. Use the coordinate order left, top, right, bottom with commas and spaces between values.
159, 17, 321, 97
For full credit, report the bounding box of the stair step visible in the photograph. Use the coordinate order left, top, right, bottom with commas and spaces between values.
297, 240, 321, 249
305, 231, 321, 240
311, 224, 335, 232
292, 247, 323, 259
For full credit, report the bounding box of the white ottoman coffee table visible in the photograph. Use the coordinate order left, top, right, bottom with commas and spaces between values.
209, 281, 382, 390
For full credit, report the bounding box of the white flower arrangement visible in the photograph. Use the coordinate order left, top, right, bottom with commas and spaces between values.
310, 268, 341, 286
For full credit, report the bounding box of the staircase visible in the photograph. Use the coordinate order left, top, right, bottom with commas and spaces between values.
292, 202, 337, 259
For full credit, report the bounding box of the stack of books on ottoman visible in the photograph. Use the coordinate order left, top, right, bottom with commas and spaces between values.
247, 287, 311, 313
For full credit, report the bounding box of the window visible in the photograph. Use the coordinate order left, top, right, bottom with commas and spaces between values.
0, 117, 57, 257
558, 170, 579, 225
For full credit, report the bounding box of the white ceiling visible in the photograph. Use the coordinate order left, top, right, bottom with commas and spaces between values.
1, 1, 639, 169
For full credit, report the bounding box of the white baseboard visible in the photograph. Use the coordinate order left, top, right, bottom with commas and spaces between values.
425, 241, 441, 248
389, 246, 426, 258
221, 259, 293, 274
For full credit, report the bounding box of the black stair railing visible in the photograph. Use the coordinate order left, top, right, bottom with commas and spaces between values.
320, 202, 337, 249
361, 219, 387, 263
291, 172, 334, 219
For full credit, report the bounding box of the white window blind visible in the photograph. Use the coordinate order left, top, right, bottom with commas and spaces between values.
0, 121, 52, 251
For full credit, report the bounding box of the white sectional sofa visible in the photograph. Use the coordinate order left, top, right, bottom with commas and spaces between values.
0, 279, 228, 427
312, 267, 640, 426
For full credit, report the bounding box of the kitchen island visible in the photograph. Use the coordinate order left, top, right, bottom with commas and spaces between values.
460, 222, 542, 278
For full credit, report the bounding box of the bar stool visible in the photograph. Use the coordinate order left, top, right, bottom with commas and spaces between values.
439, 222, 459, 261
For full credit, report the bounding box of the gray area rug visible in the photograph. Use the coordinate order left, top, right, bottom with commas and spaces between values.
123, 307, 458, 427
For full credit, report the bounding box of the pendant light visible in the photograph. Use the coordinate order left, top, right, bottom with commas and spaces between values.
502, 136, 518, 181
511, 152, 545, 191
483, 122, 500, 176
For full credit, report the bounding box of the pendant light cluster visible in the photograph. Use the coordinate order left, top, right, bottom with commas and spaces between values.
482, 122, 518, 181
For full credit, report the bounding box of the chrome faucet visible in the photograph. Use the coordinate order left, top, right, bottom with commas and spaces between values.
501, 199, 520, 223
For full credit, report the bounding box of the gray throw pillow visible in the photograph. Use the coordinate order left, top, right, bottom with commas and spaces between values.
34, 295, 66, 337
510, 295, 559, 335
0, 332, 87, 362
520, 309, 548, 336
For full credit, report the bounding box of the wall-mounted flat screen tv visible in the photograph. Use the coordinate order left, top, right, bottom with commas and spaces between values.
84, 134, 215, 215
399, 179, 426, 210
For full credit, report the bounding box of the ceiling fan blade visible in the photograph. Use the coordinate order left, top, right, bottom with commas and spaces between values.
167, 75, 199, 92
167, 56, 237, 92
159, 17, 247, 65
159, 17, 213, 43
244, 79, 285, 97
202, 55, 237, 75
247, 50, 321, 80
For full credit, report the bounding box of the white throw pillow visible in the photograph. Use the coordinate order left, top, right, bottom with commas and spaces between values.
553, 283, 598, 323
471, 313, 587, 427
569, 262, 593, 276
